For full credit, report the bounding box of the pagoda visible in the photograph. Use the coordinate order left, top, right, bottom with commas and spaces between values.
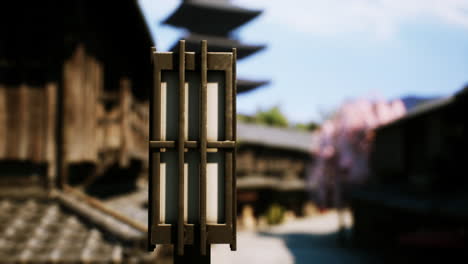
163, 0, 269, 93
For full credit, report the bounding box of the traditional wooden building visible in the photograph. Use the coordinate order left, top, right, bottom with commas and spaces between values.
351, 86, 468, 249
163, 0, 269, 93
236, 122, 318, 217
0, 0, 152, 192
0, 1, 155, 262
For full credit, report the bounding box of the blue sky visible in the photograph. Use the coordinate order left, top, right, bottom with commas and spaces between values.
139, 0, 468, 123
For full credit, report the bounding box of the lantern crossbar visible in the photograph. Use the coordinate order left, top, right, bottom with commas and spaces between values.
151, 224, 233, 245
149, 141, 235, 149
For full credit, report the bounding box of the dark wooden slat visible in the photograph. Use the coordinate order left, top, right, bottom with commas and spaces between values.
225, 53, 233, 234
207, 53, 233, 70
200, 40, 208, 255
151, 225, 173, 244
149, 140, 235, 150
149, 141, 175, 149
185, 52, 196, 70
155, 52, 174, 70
152, 224, 195, 245
207, 141, 235, 149
184, 224, 195, 244
151, 47, 162, 250
207, 224, 233, 244
185, 141, 198, 148
177, 40, 186, 256
174, 245, 211, 264
152, 224, 233, 245
231, 48, 238, 251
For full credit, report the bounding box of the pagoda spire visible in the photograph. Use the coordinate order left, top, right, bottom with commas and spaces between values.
164, 0, 269, 93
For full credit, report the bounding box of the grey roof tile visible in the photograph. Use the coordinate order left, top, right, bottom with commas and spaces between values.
0, 197, 149, 263
237, 122, 318, 153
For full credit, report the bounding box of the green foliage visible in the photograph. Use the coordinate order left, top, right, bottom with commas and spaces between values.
238, 106, 320, 131
237, 113, 256, 124
237, 106, 288, 128
265, 203, 285, 225
255, 106, 289, 128
295, 122, 319, 131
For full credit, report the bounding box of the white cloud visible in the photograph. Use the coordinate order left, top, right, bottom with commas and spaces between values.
233, 0, 468, 39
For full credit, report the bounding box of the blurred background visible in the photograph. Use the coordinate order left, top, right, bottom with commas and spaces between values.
0, 0, 467, 263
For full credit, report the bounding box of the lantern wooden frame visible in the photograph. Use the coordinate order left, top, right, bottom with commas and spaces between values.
148, 40, 237, 255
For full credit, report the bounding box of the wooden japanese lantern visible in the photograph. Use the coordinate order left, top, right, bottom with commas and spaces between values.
148, 40, 237, 257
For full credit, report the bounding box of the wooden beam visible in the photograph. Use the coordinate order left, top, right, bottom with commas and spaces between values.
200, 40, 208, 255
177, 40, 186, 256
231, 48, 237, 250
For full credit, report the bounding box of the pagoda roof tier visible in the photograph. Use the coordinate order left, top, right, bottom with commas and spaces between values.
170, 34, 265, 60
237, 79, 269, 94
163, 1, 262, 35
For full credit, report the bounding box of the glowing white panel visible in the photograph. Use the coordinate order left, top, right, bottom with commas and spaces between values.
207, 82, 218, 141
159, 163, 166, 224
160, 151, 178, 224
160, 78, 198, 224
184, 163, 188, 222
206, 163, 218, 223
160, 82, 167, 140
184, 83, 188, 140
160, 161, 195, 224
159, 72, 226, 225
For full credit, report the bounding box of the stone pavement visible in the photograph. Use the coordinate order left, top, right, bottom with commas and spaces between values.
212, 210, 384, 264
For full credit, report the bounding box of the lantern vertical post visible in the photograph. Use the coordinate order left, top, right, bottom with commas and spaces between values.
231, 48, 237, 251
177, 40, 186, 256
200, 40, 208, 256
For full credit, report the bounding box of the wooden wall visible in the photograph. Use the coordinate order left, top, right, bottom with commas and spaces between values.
236, 148, 308, 179
94, 79, 149, 164
0, 83, 57, 177
63, 45, 148, 166
63, 44, 103, 164
0, 44, 149, 187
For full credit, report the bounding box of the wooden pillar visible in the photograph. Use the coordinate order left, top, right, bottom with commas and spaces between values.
119, 78, 131, 168
17, 84, 29, 159
174, 245, 210, 264
58, 63, 67, 189
0, 85, 6, 158
45, 83, 57, 188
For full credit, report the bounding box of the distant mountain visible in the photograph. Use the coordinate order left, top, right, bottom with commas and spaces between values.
400, 96, 440, 111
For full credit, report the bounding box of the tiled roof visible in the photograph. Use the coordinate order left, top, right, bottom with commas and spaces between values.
237, 176, 307, 191
103, 188, 148, 229
0, 196, 150, 264
56, 192, 143, 242
237, 122, 318, 153
380, 86, 467, 130
378, 96, 453, 130
163, 1, 262, 35
237, 79, 269, 94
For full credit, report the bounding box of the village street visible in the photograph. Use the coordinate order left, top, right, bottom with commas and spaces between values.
212, 210, 385, 264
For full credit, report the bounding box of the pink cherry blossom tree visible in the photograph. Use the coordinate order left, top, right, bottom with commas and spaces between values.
308, 98, 406, 209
